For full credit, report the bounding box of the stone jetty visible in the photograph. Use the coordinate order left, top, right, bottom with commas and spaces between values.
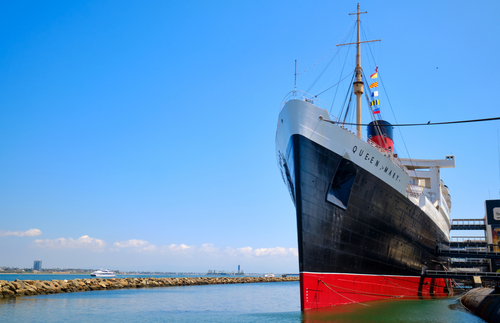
0, 276, 299, 299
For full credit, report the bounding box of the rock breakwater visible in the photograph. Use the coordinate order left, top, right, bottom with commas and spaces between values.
0, 276, 299, 299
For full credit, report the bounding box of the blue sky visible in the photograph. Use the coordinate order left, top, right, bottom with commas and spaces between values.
1, 0, 499, 272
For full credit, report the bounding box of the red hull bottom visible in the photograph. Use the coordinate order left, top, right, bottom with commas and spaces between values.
301, 272, 454, 310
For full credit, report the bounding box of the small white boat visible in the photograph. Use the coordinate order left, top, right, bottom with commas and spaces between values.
264, 273, 275, 278
90, 269, 116, 277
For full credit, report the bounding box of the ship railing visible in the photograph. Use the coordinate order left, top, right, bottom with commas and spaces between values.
424, 270, 500, 279
406, 184, 422, 198
450, 258, 490, 265
280, 91, 328, 112
449, 246, 488, 252
407, 184, 423, 194
335, 121, 360, 138
281, 90, 363, 135
438, 242, 500, 254
366, 140, 410, 175
390, 155, 410, 174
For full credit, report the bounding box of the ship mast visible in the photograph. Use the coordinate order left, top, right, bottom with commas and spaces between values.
337, 4, 380, 139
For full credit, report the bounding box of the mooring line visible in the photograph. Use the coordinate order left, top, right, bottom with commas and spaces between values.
318, 280, 371, 306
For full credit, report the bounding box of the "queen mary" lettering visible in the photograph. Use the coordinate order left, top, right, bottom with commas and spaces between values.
353, 145, 398, 182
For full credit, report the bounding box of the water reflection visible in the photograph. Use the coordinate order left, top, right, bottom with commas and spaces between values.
302, 298, 485, 323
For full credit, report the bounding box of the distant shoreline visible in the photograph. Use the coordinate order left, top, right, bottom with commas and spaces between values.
0, 273, 92, 275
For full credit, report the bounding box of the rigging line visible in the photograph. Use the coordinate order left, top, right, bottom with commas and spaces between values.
373, 70, 413, 166
298, 18, 356, 77
343, 94, 354, 125
338, 73, 355, 123
359, 32, 412, 160
378, 72, 414, 167
360, 21, 407, 156
342, 78, 356, 125
306, 48, 341, 93
319, 116, 500, 127
360, 21, 379, 71
330, 45, 354, 114
298, 47, 337, 77
314, 71, 355, 98
309, 22, 357, 94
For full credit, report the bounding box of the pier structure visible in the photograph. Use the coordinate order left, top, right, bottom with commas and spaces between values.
428, 199, 500, 286
448, 201, 500, 272
451, 219, 486, 231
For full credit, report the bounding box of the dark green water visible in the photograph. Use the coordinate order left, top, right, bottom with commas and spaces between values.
0, 281, 484, 322
303, 297, 484, 322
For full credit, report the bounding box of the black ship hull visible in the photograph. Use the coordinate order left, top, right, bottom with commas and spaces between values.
282, 134, 452, 309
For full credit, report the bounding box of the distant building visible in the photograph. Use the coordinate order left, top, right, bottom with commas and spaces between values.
485, 200, 500, 272
33, 260, 42, 271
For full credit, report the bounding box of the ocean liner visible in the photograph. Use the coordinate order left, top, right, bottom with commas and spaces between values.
276, 5, 455, 310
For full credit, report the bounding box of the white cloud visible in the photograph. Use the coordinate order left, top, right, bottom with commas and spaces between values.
161, 244, 193, 253
0, 228, 42, 237
114, 239, 150, 248
254, 247, 294, 256
28, 237, 298, 271
36, 233, 297, 262
199, 243, 219, 254
142, 245, 158, 251
230, 246, 252, 256
31, 232, 298, 261
111, 240, 297, 258
112, 241, 196, 254
33, 235, 106, 249
122, 242, 297, 258
113, 239, 164, 252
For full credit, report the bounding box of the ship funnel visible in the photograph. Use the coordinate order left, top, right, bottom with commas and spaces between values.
367, 120, 394, 151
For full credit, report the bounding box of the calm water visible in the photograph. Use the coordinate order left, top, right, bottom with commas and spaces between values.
0, 281, 484, 322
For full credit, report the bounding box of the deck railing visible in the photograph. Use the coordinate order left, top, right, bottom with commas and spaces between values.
280, 91, 328, 112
